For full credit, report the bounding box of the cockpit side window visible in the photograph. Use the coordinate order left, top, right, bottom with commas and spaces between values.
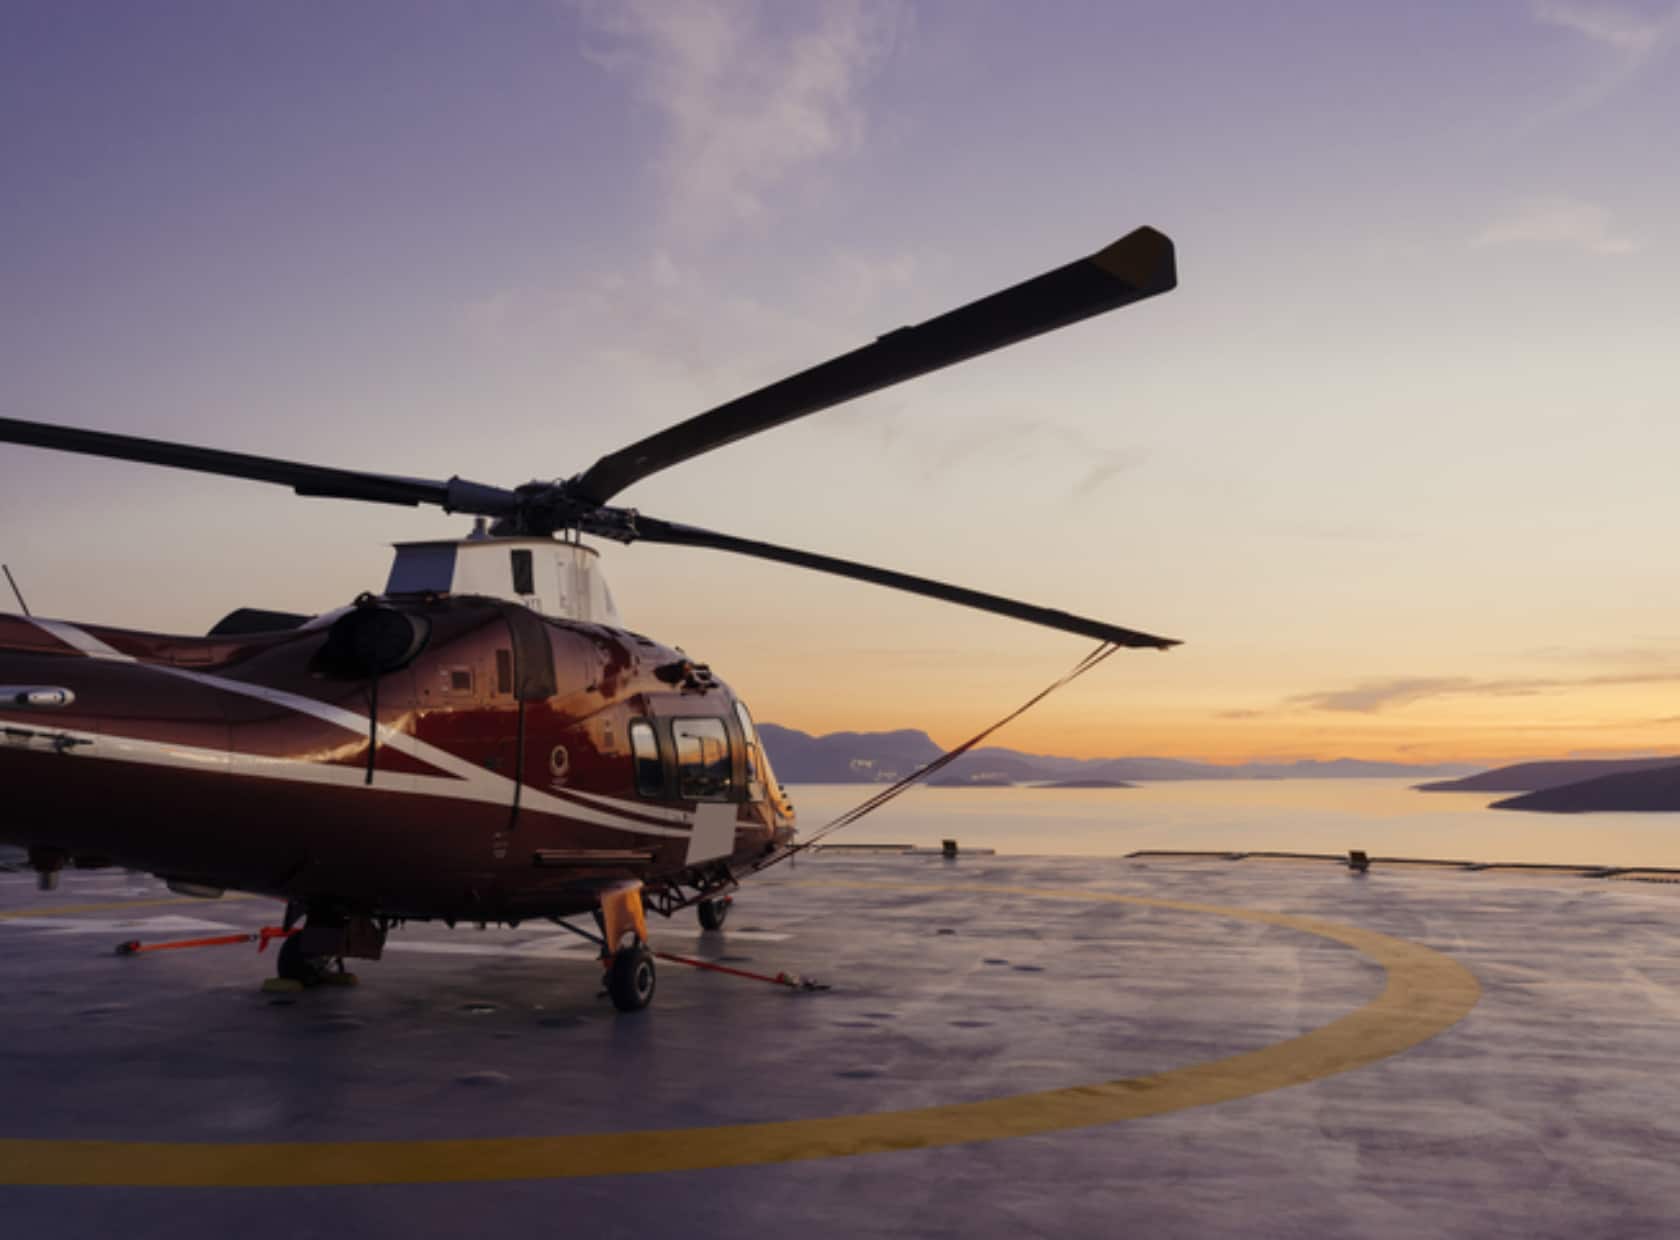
629, 719, 664, 798
672, 717, 731, 801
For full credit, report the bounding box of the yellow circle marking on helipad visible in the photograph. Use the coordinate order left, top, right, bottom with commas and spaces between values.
0, 893, 255, 922
0, 880, 1479, 1187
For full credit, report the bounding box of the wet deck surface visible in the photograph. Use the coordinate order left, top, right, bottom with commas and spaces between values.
3, 853, 1679, 1238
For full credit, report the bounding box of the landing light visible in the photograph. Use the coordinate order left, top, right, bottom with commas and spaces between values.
3, 686, 74, 709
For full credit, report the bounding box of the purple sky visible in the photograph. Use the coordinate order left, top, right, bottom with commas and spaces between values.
4, 2, 1678, 761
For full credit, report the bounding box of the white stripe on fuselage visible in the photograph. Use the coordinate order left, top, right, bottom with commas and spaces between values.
29, 619, 136, 662
12, 619, 695, 840
559, 785, 692, 825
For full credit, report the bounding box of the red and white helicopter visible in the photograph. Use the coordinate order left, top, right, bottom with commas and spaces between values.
0, 227, 1178, 1010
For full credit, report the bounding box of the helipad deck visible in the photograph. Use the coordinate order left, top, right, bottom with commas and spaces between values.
3, 853, 1677, 1238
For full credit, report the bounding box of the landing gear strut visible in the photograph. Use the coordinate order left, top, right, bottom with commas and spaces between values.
599, 883, 656, 1012
269, 905, 383, 990
275, 930, 331, 986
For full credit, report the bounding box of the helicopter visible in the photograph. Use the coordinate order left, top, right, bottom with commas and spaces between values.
0, 226, 1179, 1011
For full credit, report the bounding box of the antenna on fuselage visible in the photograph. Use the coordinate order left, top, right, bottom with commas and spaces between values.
2, 564, 30, 616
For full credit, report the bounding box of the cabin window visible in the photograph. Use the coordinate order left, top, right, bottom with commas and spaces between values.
672, 717, 731, 801
734, 701, 765, 798
445, 667, 473, 693
629, 720, 664, 797
510, 548, 535, 596
495, 649, 513, 695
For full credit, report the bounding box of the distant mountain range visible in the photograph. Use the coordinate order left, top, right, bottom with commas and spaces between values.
756, 724, 1481, 786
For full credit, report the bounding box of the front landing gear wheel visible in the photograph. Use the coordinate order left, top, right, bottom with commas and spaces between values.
698, 896, 732, 931
607, 944, 657, 1012
276, 933, 328, 986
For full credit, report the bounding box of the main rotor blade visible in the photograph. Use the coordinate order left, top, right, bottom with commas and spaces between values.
0, 417, 522, 516
628, 514, 1179, 649
569, 226, 1177, 505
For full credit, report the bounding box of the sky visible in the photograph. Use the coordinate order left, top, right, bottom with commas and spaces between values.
2, 1, 1678, 765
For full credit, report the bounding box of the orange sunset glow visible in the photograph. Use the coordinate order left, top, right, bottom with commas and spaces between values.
4, 5, 1677, 770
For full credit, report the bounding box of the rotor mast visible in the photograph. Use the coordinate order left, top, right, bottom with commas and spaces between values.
384, 524, 620, 625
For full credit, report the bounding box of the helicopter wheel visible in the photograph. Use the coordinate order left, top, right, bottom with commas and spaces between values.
697, 896, 732, 931
276, 932, 330, 987
606, 943, 657, 1012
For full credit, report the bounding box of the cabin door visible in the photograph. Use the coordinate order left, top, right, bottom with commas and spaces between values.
493, 604, 557, 833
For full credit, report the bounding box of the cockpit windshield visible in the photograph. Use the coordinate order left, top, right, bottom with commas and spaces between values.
673, 717, 731, 801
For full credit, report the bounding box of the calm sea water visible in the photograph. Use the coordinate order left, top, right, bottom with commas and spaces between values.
784, 778, 1680, 869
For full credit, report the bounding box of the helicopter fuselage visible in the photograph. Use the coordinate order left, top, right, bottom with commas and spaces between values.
0, 595, 796, 924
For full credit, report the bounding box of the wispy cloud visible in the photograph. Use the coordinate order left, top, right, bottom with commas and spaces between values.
1292, 667, 1680, 714
575, 0, 904, 238
462, 3, 918, 443
1293, 678, 1500, 714
1257, 518, 1414, 544
456, 245, 935, 468
1522, 642, 1680, 666
1533, 0, 1674, 54
1071, 453, 1145, 500
1472, 197, 1640, 255
1562, 743, 1680, 757
898, 413, 1149, 502
1525, 1, 1680, 114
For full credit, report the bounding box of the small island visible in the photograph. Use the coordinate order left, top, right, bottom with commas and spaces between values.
1417, 756, 1680, 794
1040, 778, 1136, 789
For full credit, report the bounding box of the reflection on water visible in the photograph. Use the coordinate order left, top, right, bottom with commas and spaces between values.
785, 779, 1680, 869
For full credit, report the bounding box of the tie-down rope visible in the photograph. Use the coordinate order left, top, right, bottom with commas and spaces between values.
753, 639, 1122, 873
